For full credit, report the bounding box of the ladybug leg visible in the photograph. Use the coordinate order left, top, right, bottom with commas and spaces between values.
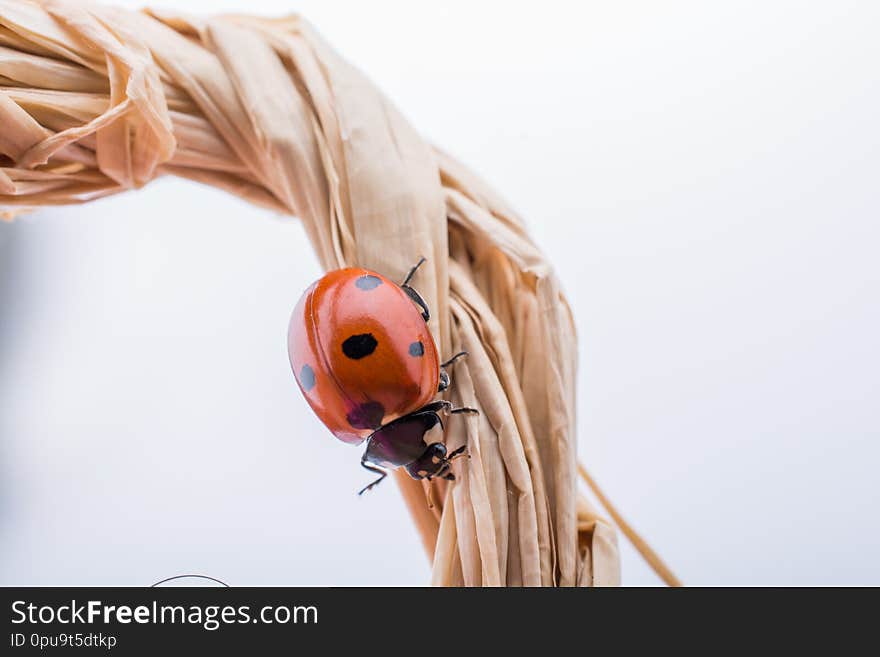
446, 445, 468, 460
433, 445, 469, 481
438, 463, 458, 481
401, 256, 427, 287
357, 458, 388, 496
449, 406, 479, 415
402, 285, 430, 322
422, 399, 479, 416
440, 351, 468, 369
433, 463, 452, 480
400, 258, 431, 322
444, 445, 469, 471
438, 351, 469, 392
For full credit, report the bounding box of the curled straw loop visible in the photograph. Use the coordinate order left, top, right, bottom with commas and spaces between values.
0, 0, 677, 586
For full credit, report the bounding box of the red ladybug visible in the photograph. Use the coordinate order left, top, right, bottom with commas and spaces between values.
288, 258, 475, 494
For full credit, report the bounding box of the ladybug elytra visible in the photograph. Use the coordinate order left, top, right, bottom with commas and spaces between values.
288, 258, 475, 494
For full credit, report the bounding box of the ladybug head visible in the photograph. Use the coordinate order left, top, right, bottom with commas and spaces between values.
404, 443, 447, 480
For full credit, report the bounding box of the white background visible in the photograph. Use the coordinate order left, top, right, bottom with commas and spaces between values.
1, 1, 878, 585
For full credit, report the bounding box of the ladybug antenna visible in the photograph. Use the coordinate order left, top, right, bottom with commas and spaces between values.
401, 257, 427, 287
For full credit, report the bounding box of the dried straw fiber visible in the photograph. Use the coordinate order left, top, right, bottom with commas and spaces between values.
0, 0, 680, 586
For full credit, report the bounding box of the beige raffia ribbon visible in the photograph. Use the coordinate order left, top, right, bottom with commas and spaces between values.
1, 0, 679, 586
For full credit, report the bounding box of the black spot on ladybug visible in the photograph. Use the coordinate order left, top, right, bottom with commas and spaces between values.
347, 401, 385, 430
342, 333, 378, 359
355, 275, 383, 291
408, 341, 424, 357
299, 364, 316, 391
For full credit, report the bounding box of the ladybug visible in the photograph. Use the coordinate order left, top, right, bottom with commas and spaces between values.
288, 258, 476, 494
